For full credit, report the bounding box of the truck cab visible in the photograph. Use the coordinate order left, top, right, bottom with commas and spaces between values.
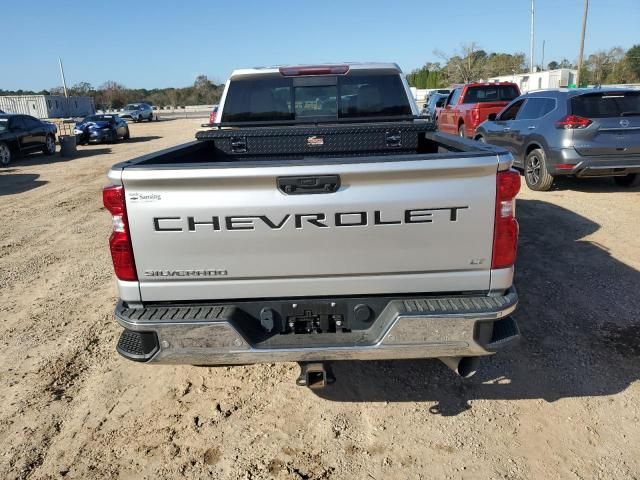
438, 82, 520, 138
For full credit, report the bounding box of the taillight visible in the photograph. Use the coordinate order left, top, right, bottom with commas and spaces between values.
555, 114, 592, 129
471, 108, 480, 125
103, 185, 137, 281
209, 110, 217, 125
492, 169, 520, 269
279, 65, 350, 76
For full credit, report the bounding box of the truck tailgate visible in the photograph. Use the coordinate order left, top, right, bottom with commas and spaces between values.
121, 155, 498, 301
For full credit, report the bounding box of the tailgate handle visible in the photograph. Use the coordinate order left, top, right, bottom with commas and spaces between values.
385, 131, 402, 147
230, 136, 247, 153
277, 175, 340, 195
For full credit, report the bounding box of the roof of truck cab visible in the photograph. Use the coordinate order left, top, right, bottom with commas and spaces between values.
230, 62, 402, 77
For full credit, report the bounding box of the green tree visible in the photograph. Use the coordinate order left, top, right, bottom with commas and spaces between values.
483, 52, 526, 78
624, 44, 640, 81
559, 59, 573, 69
69, 82, 94, 96
406, 65, 448, 89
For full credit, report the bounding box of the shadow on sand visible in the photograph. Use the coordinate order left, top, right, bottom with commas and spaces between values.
313, 197, 640, 415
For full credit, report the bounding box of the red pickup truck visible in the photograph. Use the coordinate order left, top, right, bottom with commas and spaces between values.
437, 82, 520, 138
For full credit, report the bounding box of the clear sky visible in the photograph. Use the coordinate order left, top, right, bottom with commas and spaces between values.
2, 0, 638, 91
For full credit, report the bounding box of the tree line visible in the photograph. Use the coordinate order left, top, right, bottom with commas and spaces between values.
407, 43, 640, 88
0, 75, 224, 109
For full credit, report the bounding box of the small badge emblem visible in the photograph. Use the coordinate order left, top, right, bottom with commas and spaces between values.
620, 119, 630, 128
307, 136, 324, 147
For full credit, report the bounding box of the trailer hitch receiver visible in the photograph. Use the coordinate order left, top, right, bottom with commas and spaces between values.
296, 362, 335, 389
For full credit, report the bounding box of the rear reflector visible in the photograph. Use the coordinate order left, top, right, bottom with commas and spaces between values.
492, 169, 521, 269
103, 185, 137, 281
279, 65, 350, 76
555, 163, 576, 170
555, 114, 592, 129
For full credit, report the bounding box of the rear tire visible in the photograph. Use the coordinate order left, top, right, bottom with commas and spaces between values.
525, 148, 554, 191
613, 174, 639, 187
476, 135, 486, 143
123, 128, 130, 140
458, 124, 465, 138
0, 142, 11, 166
43, 134, 56, 155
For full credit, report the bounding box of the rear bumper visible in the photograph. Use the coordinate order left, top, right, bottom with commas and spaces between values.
547, 148, 640, 177
114, 288, 519, 365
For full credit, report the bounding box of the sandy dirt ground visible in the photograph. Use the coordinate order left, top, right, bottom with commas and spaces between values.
1, 119, 639, 480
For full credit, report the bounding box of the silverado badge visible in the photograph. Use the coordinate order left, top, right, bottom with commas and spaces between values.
306, 136, 324, 147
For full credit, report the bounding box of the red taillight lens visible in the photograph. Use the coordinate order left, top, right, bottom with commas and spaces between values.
209, 110, 217, 125
555, 114, 592, 129
471, 108, 480, 125
109, 231, 137, 281
279, 65, 350, 76
103, 184, 125, 216
492, 169, 520, 269
103, 185, 137, 281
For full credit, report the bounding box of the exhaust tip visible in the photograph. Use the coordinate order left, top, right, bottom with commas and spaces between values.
439, 356, 480, 379
457, 356, 480, 378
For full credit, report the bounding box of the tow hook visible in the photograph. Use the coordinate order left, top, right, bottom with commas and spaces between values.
296, 362, 335, 389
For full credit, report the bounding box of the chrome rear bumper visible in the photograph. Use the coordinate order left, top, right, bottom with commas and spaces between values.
114, 289, 519, 365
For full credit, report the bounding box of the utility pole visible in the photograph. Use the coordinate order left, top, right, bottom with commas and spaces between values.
58, 58, 69, 98
576, 0, 589, 87
530, 0, 535, 73
541, 40, 545, 70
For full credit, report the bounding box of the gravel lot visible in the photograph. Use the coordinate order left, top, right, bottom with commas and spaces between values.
1, 119, 638, 480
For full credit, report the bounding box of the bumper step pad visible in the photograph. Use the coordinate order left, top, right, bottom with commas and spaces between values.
116, 330, 159, 362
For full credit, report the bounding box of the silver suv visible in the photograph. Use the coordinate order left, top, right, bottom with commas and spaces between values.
120, 103, 154, 122
475, 88, 640, 190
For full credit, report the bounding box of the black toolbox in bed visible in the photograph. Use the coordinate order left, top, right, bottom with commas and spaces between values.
195, 122, 437, 157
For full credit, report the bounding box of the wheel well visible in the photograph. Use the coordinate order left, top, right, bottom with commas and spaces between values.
526, 143, 541, 156
1, 140, 18, 154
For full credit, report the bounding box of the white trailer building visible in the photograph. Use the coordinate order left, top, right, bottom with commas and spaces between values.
487, 69, 578, 93
0, 95, 95, 118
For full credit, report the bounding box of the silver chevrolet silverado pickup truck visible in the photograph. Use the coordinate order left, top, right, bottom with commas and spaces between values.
104, 63, 521, 386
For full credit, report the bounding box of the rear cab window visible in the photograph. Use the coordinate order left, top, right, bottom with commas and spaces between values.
463, 85, 520, 104
571, 91, 640, 118
220, 71, 412, 123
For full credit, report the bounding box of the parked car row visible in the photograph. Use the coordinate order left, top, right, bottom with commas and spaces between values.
0, 110, 139, 166
421, 92, 449, 122
74, 114, 130, 145
119, 103, 155, 122
436, 82, 521, 137
0, 114, 57, 166
473, 88, 640, 190
431, 83, 640, 191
